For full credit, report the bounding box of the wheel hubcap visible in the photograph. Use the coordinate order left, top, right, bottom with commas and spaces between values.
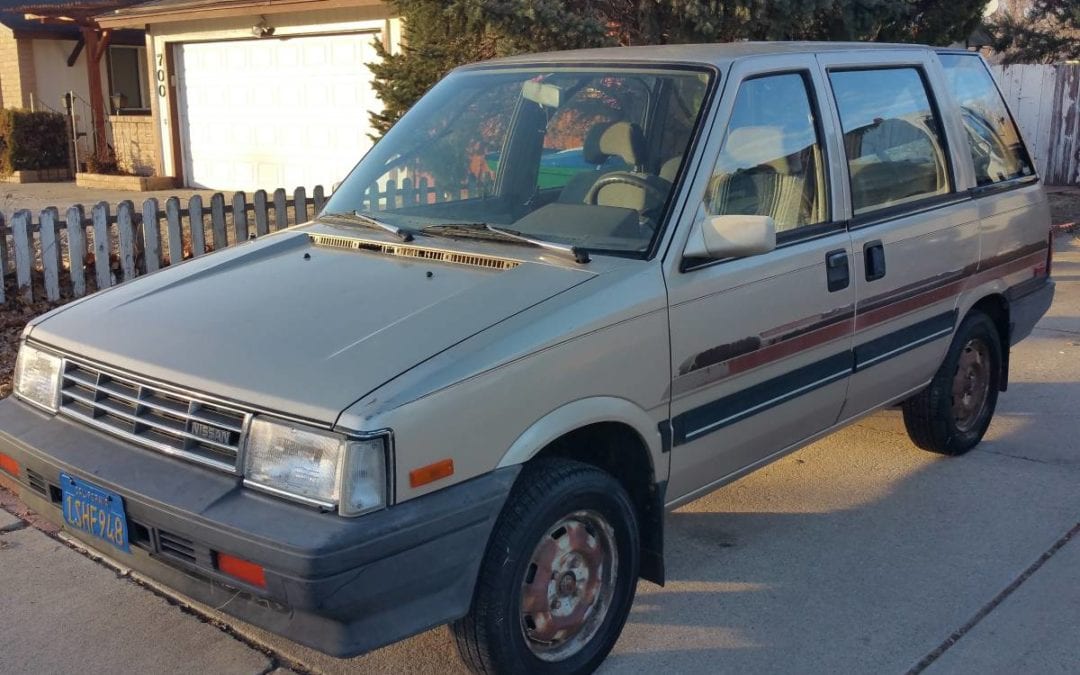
519, 510, 618, 662
952, 337, 991, 432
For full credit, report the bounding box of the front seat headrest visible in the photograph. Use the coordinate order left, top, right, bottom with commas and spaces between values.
582, 121, 648, 169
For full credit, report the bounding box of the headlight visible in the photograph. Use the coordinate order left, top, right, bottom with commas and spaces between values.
242, 416, 388, 516
14, 343, 62, 413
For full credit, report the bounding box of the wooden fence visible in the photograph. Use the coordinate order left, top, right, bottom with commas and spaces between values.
0, 175, 493, 307
992, 63, 1080, 185
0, 185, 328, 306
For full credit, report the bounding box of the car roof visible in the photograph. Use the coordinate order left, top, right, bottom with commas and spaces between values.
464, 41, 938, 70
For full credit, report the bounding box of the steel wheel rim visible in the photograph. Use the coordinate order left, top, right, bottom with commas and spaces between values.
952, 337, 991, 432
518, 509, 618, 662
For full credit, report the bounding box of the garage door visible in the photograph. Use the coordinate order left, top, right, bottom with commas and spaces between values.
175, 33, 380, 192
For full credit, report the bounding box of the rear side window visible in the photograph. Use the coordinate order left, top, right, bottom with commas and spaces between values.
939, 54, 1035, 186
830, 68, 951, 215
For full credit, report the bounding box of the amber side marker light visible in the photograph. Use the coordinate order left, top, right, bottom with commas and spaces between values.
0, 452, 19, 477
216, 552, 267, 588
410, 458, 455, 488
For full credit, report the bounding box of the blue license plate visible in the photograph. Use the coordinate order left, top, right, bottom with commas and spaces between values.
60, 473, 130, 553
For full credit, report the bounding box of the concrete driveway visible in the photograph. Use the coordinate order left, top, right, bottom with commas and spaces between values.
2, 236, 1078, 675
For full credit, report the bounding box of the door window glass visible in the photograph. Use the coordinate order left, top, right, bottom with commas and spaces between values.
705, 72, 828, 233
939, 54, 1035, 186
830, 68, 950, 215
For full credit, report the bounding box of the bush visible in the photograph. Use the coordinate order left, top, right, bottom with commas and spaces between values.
0, 109, 69, 174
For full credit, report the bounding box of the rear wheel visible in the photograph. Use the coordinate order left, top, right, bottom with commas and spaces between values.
451, 458, 639, 674
902, 311, 1002, 455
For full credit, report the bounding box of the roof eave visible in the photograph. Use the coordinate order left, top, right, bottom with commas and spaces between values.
96, 0, 386, 29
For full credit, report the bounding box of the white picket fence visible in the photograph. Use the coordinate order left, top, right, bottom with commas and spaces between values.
992, 63, 1080, 186
0, 186, 328, 306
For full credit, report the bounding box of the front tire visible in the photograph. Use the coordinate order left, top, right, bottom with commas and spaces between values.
902, 310, 1002, 455
451, 458, 640, 674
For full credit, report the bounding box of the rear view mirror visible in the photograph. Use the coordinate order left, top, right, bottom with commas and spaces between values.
684, 214, 776, 260
522, 81, 562, 108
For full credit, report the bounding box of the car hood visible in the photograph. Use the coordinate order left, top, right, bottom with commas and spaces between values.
29, 227, 595, 423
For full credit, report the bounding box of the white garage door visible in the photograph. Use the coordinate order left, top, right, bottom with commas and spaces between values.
176, 33, 380, 192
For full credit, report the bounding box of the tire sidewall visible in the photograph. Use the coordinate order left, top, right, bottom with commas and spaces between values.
487, 467, 640, 674
937, 312, 1002, 449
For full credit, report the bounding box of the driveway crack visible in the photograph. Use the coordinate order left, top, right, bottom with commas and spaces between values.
906, 521, 1080, 674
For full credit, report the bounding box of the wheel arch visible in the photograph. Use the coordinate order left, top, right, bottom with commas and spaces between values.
963, 292, 1011, 391
496, 398, 668, 585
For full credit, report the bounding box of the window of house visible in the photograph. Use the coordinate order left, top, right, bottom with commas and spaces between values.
108, 46, 150, 113
939, 54, 1035, 186
705, 72, 829, 233
830, 67, 951, 215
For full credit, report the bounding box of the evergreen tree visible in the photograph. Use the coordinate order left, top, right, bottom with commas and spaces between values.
989, 0, 1080, 64
369, 0, 990, 137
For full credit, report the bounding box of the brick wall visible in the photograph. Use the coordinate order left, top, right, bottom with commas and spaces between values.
0, 27, 36, 109
109, 114, 159, 176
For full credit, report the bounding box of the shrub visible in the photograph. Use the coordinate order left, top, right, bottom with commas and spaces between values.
0, 109, 69, 174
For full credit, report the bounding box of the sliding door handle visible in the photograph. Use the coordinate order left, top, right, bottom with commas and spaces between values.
864, 240, 886, 281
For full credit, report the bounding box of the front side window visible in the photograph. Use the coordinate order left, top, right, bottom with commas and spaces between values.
939, 54, 1034, 186
830, 68, 951, 215
324, 66, 713, 256
705, 72, 828, 234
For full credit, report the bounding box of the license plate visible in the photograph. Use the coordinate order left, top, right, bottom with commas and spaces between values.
60, 473, 130, 553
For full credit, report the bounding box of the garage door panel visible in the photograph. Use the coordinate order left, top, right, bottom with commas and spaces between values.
176, 33, 378, 193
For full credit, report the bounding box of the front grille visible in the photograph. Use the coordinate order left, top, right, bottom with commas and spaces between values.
158, 529, 198, 564
59, 359, 250, 473
25, 468, 47, 496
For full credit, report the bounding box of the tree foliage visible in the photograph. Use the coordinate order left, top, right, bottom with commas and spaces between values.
369, 0, 990, 137
989, 0, 1080, 64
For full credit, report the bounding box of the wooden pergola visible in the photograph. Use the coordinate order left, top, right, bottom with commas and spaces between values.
7, 1, 143, 158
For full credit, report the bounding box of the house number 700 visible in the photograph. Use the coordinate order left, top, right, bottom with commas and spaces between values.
156, 54, 167, 98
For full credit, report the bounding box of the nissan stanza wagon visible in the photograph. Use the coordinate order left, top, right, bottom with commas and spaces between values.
1, 42, 1054, 674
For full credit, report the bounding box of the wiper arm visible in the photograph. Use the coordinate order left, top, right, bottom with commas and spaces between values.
422, 222, 590, 264
319, 211, 415, 242
484, 224, 590, 264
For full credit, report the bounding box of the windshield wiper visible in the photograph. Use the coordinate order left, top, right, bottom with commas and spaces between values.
319, 211, 416, 242
422, 223, 590, 264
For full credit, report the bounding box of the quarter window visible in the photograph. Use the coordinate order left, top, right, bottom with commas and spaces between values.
939, 54, 1035, 186
705, 72, 828, 233
830, 68, 950, 215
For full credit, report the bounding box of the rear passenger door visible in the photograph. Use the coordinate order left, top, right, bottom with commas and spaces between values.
665, 56, 855, 503
816, 51, 982, 420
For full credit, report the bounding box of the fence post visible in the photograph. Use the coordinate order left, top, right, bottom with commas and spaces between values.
210, 192, 227, 249
0, 213, 6, 305
12, 210, 33, 302
40, 207, 62, 301
166, 197, 183, 266
254, 189, 269, 236
313, 185, 326, 214
385, 180, 397, 210
117, 201, 137, 282
294, 186, 308, 224
92, 202, 112, 291
142, 198, 161, 272
189, 195, 206, 255
232, 192, 249, 242
273, 188, 287, 230
67, 205, 86, 297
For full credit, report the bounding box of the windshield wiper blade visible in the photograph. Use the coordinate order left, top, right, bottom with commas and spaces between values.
423, 223, 590, 264
319, 211, 415, 242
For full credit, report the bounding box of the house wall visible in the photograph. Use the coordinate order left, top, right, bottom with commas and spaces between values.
0, 25, 35, 109
30, 39, 108, 114
148, 5, 400, 181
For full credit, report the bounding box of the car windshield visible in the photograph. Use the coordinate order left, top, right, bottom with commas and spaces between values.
323, 65, 714, 257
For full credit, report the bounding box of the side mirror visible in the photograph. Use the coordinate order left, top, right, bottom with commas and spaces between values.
683, 214, 776, 260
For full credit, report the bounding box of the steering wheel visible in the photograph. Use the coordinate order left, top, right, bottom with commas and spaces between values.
584, 172, 667, 207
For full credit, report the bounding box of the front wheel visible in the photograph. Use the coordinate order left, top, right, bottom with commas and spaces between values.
451, 458, 640, 674
902, 310, 1002, 455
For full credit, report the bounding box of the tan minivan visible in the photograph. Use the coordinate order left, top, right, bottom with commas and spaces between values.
1, 42, 1054, 673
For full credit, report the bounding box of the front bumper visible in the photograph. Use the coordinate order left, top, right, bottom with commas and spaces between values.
0, 397, 518, 657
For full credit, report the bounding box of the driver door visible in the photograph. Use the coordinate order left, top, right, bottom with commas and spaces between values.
664, 56, 855, 503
